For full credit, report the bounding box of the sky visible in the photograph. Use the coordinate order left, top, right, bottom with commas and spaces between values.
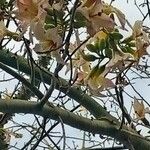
1, 0, 150, 149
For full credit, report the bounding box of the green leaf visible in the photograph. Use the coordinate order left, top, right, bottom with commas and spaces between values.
99, 39, 106, 51
86, 44, 97, 53
89, 65, 105, 78
121, 46, 135, 55
128, 42, 136, 47
108, 37, 118, 51
44, 24, 56, 30
110, 32, 123, 40
97, 65, 106, 75
75, 12, 87, 22
0, 0, 6, 6
125, 46, 135, 55
45, 15, 55, 26
82, 54, 98, 61
121, 35, 133, 43
74, 12, 87, 28
74, 21, 86, 28
55, 10, 65, 20
120, 46, 127, 53
95, 39, 106, 52
89, 65, 99, 78
105, 48, 112, 58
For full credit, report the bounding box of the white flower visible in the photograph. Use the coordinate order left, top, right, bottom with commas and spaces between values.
0, 21, 8, 40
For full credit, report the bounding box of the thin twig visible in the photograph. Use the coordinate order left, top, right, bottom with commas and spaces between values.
58, 116, 66, 150
38, 79, 55, 108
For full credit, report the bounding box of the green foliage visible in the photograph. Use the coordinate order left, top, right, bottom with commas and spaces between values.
86, 44, 98, 53
110, 32, 123, 40
82, 53, 98, 61
89, 65, 105, 78
0, 0, 6, 6
74, 12, 87, 28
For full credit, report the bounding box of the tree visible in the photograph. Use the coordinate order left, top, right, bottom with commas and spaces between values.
0, 0, 150, 149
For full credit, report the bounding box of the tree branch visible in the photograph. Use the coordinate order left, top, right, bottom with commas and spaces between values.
0, 62, 43, 99
1, 50, 150, 149
0, 49, 114, 120
0, 99, 149, 150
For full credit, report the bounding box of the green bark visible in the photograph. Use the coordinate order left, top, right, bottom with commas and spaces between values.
0, 49, 150, 149
0, 49, 114, 119
0, 99, 149, 150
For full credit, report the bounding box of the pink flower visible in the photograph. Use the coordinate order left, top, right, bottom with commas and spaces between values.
15, 0, 48, 24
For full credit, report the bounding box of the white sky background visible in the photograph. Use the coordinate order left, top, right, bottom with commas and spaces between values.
1, 0, 150, 149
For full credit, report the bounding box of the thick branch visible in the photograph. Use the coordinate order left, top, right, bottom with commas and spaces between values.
1, 50, 150, 149
0, 49, 114, 120
0, 99, 149, 150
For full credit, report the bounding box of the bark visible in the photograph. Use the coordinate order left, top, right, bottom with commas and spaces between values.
0, 99, 149, 150
0, 49, 150, 149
